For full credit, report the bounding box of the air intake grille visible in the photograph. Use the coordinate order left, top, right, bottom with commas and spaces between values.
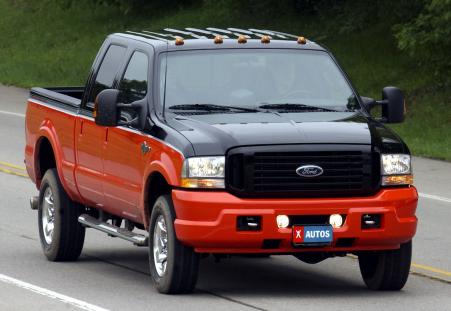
226, 145, 379, 198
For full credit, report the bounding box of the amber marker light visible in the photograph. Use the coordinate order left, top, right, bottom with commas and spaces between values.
93, 99, 98, 118
181, 178, 225, 189
214, 35, 223, 44
297, 36, 307, 44
261, 35, 271, 44
237, 35, 247, 44
175, 37, 184, 46
382, 175, 414, 186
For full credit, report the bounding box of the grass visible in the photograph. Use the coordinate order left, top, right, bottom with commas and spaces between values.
0, 1, 449, 160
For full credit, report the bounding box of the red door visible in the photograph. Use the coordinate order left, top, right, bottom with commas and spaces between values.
102, 50, 150, 221
74, 117, 106, 207
74, 43, 127, 208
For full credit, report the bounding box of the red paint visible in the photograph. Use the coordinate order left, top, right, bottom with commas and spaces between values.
25, 100, 184, 225
172, 187, 418, 253
26, 99, 418, 254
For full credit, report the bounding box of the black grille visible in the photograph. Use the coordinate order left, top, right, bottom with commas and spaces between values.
226, 145, 379, 198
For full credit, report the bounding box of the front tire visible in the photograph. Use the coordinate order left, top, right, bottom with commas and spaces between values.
358, 241, 412, 290
149, 195, 199, 294
38, 169, 85, 261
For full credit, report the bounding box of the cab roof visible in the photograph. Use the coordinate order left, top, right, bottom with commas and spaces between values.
113, 27, 326, 52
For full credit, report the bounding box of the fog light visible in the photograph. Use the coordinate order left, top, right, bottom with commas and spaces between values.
329, 214, 343, 228
276, 215, 290, 228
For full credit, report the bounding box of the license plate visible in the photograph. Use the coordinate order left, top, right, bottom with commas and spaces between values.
292, 225, 333, 245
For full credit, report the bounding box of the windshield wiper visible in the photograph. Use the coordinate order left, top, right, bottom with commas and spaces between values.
258, 103, 341, 112
169, 104, 260, 113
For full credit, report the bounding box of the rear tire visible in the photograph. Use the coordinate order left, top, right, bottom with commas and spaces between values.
38, 169, 85, 261
358, 241, 412, 291
149, 195, 199, 294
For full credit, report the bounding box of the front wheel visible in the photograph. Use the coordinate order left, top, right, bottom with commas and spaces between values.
148, 195, 199, 294
358, 240, 412, 291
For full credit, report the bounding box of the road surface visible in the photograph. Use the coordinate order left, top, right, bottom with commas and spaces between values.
0, 85, 450, 311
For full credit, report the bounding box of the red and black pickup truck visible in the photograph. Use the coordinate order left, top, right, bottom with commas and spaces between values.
25, 28, 418, 294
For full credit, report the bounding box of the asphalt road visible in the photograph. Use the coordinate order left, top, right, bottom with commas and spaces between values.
0, 85, 450, 311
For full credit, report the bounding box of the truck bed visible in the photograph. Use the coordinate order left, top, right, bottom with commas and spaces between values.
25, 86, 84, 199
30, 87, 84, 111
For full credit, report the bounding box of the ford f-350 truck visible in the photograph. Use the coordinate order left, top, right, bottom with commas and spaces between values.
25, 28, 418, 294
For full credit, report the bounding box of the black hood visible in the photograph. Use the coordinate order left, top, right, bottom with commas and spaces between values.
165, 111, 407, 156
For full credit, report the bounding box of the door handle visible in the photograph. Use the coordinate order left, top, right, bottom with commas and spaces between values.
141, 141, 151, 154
80, 120, 84, 135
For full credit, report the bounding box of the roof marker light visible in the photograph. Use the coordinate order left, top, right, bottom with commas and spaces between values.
261, 35, 271, 44
297, 36, 307, 45
214, 35, 223, 44
237, 35, 247, 44
175, 37, 184, 46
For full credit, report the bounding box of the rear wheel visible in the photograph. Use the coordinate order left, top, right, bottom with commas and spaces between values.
358, 241, 412, 290
148, 195, 199, 294
38, 169, 85, 261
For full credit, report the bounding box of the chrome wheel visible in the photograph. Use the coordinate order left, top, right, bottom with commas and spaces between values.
41, 187, 55, 244
153, 215, 168, 277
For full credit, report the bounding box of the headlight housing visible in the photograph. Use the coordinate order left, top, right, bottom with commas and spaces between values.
181, 156, 225, 188
381, 154, 413, 186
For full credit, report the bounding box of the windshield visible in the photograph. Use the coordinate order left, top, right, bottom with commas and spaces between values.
160, 49, 359, 113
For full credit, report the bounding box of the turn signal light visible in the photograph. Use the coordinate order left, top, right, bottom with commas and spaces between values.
181, 178, 224, 188
382, 174, 413, 186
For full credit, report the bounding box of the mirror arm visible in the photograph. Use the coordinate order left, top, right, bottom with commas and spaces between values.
375, 99, 389, 106
117, 102, 142, 110
118, 117, 139, 127
146, 116, 155, 128
374, 117, 388, 123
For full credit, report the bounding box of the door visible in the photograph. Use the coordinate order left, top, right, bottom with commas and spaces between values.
75, 44, 127, 208
102, 51, 150, 220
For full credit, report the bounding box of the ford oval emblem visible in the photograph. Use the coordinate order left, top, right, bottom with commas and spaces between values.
296, 165, 324, 177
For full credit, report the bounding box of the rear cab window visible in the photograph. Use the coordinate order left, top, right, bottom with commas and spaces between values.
85, 44, 127, 111
119, 51, 149, 104
117, 51, 149, 124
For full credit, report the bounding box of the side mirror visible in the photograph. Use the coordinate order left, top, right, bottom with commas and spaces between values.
94, 89, 119, 127
94, 89, 149, 129
381, 86, 405, 123
362, 87, 405, 123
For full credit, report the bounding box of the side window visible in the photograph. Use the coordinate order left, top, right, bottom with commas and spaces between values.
119, 51, 149, 104
87, 44, 127, 109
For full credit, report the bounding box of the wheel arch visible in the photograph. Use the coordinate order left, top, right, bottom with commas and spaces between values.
142, 170, 172, 229
34, 125, 67, 195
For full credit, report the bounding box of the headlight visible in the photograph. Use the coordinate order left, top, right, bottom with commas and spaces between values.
381, 154, 413, 186
181, 156, 225, 188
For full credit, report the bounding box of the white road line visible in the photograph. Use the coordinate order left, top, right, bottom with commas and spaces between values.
0, 273, 110, 311
419, 193, 451, 204
0, 110, 25, 117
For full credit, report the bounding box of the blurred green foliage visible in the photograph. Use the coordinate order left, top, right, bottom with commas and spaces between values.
394, 0, 451, 83
0, 0, 450, 159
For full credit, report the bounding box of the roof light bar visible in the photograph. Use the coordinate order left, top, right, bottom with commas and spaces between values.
164, 28, 207, 39
125, 31, 169, 42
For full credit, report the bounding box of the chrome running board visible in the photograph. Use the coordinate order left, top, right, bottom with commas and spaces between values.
78, 214, 148, 246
